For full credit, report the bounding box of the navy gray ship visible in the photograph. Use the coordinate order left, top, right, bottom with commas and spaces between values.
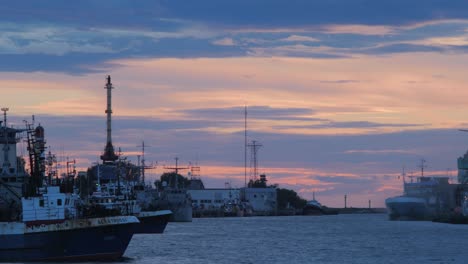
130, 158, 192, 222
157, 158, 193, 222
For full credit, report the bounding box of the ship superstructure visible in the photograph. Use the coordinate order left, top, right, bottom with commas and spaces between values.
0, 109, 27, 220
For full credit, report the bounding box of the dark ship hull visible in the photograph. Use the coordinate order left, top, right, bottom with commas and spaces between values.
133, 210, 172, 234
302, 205, 324, 216
302, 199, 324, 216
0, 216, 138, 262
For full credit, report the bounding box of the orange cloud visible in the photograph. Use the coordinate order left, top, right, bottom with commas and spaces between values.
5, 53, 468, 136
321, 24, 396, 35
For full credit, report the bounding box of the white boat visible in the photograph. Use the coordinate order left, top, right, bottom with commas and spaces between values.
303, 192, 324, 215
385, 161, 457, 221
385, 196, 430, 220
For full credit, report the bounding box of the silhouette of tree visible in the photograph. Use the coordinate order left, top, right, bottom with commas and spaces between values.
277, 188, 307, 209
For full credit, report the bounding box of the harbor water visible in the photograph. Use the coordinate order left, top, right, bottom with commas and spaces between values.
50, 214, 468, 263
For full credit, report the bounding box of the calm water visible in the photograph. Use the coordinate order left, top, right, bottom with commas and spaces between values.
93, 214, 468, 263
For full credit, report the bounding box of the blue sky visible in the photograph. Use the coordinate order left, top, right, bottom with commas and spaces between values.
3, 1, 468, 207
3, 1, 468, 73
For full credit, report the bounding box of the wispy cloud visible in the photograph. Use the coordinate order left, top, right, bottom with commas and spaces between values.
212, 37, 236, 46
280, 35, 320, 42
344, 149, 418, 155
312, 121, 424, 129
319, 80, 360, 84
320, 24, 397, 36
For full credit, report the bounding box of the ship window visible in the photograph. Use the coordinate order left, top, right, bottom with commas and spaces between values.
57, 199, 62, 206
39, 200, 44, 207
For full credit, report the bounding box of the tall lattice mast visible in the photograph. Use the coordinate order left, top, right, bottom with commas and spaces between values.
137, 141, 154, 184
100, 75, 118, 164
244, 105, 247, 188
248, 140, 262, 182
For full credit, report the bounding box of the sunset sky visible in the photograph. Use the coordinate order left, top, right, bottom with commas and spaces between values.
3, 1, 468, 207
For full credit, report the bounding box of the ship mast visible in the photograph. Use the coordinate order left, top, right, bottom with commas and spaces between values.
164, 157, 189, 189
100, 75, 118, 164
402, 166, 406, 183
244, 105, 247, 189
1, 108, 9, 175
137, 141, 154, 184
419, 159, 427, 177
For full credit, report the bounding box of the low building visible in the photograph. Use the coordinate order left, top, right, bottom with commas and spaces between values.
188, 187, 277, 216
189, 188, 241, 210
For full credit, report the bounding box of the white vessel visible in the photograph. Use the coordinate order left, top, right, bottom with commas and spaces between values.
385, 196, 429, 220
385, 162, 456, 220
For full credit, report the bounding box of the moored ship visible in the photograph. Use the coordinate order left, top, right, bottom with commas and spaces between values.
89, 182, 172, 234
159, 188, 192, 222
303, 195, 324, 216
0, 111, 138, 261
385, 162, 457, 220
153, 158, 193, 222
385, 196, 429, 220
84, 75, 172, 233
0, 187, 139, 262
